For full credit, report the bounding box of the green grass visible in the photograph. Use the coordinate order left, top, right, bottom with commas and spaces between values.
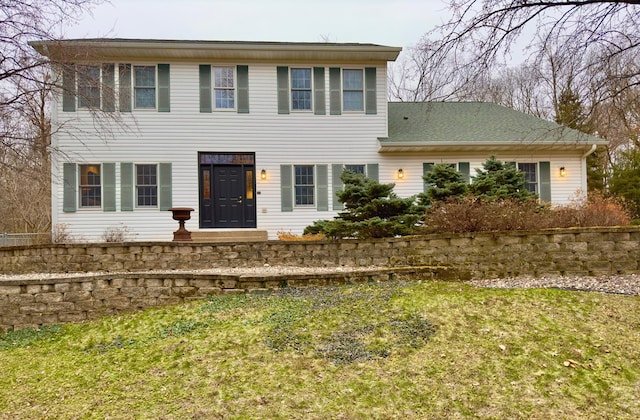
1, 279, 639, 419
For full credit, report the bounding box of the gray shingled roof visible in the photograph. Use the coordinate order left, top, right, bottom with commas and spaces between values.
380, 102, 605, 152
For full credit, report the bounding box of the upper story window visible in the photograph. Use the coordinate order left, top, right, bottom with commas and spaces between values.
343, 69, 364, 111
79, 164, 101, 208
134, 66, 156, 109
214, 67, 235, 109
518, 163, 538, 193
291, 68, 312, 111
294, 165, 315, 206
77, 65, 101, 108
136, 164, 158, 207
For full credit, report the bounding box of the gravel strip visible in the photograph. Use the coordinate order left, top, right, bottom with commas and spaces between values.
467, 274, 640, 296
0, 265, 382, 282
2, 266, 639, 296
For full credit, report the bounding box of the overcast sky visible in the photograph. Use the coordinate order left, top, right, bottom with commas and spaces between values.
65, 0, 451, 48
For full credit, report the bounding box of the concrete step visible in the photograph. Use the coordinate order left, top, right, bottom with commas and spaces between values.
190, 230, 268, 243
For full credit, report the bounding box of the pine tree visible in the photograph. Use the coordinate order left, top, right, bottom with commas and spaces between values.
304, 170, 423, 239
468, 156, 534, 201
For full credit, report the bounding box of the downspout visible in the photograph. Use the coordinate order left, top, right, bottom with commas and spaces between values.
581, 144, 598, 197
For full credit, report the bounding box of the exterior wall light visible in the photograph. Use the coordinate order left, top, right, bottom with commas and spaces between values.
260, 169, 267, 180
559, 166, 567, 177
397, 168, 405, 179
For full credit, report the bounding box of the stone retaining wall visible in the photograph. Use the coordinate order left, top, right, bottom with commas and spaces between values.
2, 227, 639, 278
2, 226, 640, 331
0, 267, 447, 331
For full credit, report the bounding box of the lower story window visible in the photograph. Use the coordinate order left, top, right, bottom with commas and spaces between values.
294, 165, 314, 206
344, 164, 365, 175
79, 164, 101, 207
136, 164, 158, 207
518, 163, 538, 193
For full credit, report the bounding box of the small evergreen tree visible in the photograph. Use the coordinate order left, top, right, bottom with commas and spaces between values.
304, 170, 423, 239
468, 156, 535, 201
418, 163, 468, 205
609, 148, 640, 216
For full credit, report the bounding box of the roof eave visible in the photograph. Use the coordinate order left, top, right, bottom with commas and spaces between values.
377, 141, 607, 153
29, 39, 402, 63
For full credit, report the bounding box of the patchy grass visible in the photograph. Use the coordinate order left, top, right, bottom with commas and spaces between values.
1, 279, 639, 418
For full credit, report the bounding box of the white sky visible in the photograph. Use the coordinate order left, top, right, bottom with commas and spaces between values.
65, 0, 451, 48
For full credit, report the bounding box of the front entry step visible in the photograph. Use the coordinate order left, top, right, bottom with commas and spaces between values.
191, 230, 268, 243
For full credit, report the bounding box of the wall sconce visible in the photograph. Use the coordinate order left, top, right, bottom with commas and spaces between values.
260, 169, 267, 180
397, 168, 405, 179
559, 167, 567, 177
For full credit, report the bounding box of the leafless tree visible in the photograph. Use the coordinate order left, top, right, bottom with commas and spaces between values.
0, 1, 105, 234
423, 0, 640, 102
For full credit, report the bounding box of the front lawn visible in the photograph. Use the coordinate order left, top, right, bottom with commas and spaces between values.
1, 279, 639, 418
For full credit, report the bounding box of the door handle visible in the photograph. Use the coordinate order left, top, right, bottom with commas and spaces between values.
238, 195, 243, 204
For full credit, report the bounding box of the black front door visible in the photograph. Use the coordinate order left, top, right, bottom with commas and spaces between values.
199, 153, 256, 228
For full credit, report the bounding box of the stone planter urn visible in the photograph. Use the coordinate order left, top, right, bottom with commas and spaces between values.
168, 207, 194, 241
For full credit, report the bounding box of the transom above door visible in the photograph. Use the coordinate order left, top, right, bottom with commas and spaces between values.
198, 152, 256, 228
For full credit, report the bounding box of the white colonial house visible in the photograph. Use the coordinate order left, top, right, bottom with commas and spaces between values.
29, 39, 606, 241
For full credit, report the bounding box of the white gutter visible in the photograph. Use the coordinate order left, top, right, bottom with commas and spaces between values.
582, 144, 597, 157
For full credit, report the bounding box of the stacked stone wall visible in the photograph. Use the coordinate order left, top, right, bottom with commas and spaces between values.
2, 227, 640, 331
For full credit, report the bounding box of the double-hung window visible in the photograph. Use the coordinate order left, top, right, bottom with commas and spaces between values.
291, 68, 312, 111
79, 164, 101, 208
136, 164, 158, 207
343, 69, 364, 111
518, 163, 538, 193
294, 165, 315, 206
134, 66, 156, 109
77, 65, 101, 108
214, 67, 235, 109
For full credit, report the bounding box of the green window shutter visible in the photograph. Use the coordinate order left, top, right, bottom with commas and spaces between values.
157, 64, 170, 112
277, 66, 289, 114
332, 164, 344, 211
316, 164, 329, 211
313, 67, 325, 115
101, 64, 115, 112
159, 162, 172, 211
118, 64, 132, 112
62, 64, 76, 112
237, 65, 249, 113
539, 161, 551, 202
63, 162, 77, 212
329, 67, 341, 115
280, 164, 293, 212
120, 162, 134, 211
199, 65, 212, 113
103, 163, 116, 212
423, 162, 434, 192
365, 67, 377, 115
366, 163, 379, 182
458, 162, 471, 183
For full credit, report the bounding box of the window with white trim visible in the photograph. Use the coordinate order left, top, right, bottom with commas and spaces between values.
291, 68, 312, 110
136, 164, 158, 207
343, 69, 363, 111
77, 65, 101, 108
133, 66, 156, 108
518, 162, 538, 193
294, 165, 314, 206
79, 164, 101, 207
214, 67, 235, 109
